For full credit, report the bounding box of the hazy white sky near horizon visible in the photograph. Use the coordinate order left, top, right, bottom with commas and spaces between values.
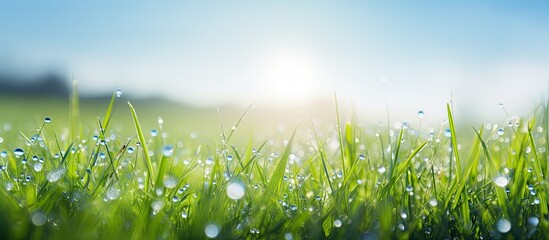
1, 1, 549, 121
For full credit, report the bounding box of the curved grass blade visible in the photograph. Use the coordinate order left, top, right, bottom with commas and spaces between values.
381, 140, 429, 197
128, 101, 155, 191
267, 127, 297, 195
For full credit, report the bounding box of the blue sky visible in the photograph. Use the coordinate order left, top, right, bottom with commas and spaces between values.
1, 1, 549, 120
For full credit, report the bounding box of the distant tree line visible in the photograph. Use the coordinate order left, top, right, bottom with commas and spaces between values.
0, 73, 69, 96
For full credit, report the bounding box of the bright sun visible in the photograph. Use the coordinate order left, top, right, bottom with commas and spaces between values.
256, 48, 320, 106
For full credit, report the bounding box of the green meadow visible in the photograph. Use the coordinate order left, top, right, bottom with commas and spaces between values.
0, 87, 547, 239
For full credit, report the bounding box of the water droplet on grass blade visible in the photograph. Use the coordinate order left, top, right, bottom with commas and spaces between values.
444, 129, 451, 138
494, 176, 508, 187
227, 155, 233, 161
47, 168, 66, 183
497, 128, 504, 136
31, 212, 47, 226
162, 145, 174, 157
151, 200, 164, 212
181, 211, 188, 218
284, 232, 293, 240
528, 216, 539, 226
44, 117, 52, 123
334, 219, 342, 228
116, 89, 123, 97
227, 181, 245, 200
205, 223, 220, 238
418, 110, 424, 118
377, 166, 386, 173
34, 162, 43, 172
127, 147, 134, 153
106, 187, 121, 200
14, 148, 24, 157
164, 176, 177, 189
429, 198, 438, 207
496, 218, 511, 233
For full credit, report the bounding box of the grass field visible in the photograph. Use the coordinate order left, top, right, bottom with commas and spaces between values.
0, 87, 548, 239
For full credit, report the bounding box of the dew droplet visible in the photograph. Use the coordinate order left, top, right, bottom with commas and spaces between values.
14, 148, 24, 157
127, 147, 134, 153
33, 162, 43, 172
444, 129, 451, 138
528, 216, 539, 227
205, 157, 213, 165
405, 186, 413, 192
47, 168, 66, 183
377, 166, 386, 173
227, 181, 245, 200
162, 145, 174, 157
496, 218, 511, 233
290, 204, 298, 211
205, 223, 220, 238
150, 130, 158, 137
31, 211, 47, 226
358, 154, 365, 160
116, 89, 123, 98
284, 232, 293, 240
334, 219, 342, 228
44, 117, 52, 123
155, 188, 164, 197
497, 128, 504, 136
494, 176, 508, 187
499, 103, 504, 109
164, 176, 177, 189
181, 211, 188, 218
106, 187, 121, 200
227, 155, 233, 161
151, 200, 164, 212
172, 196, 180, 202
418, 110, 424, 118
429, 198, 438, 207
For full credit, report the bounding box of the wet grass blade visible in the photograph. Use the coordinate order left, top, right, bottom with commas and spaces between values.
447, 103, 462, 181
128, 101, 155, 191
69, 80, 80, 143
266, 127, 297, 195
102, 91, 120, 131
381, 140, 429, 197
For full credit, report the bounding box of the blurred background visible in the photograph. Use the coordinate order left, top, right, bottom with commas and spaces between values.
1, 1, 549, 133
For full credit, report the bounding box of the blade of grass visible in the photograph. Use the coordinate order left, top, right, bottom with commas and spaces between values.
69, 80, 80, 143
381, 140, 429, 197
266, 127, 297, 195
447, 103, 462, 182
128, 101, 155, 192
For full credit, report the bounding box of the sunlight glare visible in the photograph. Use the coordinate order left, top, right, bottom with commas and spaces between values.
256, 47, 321, 106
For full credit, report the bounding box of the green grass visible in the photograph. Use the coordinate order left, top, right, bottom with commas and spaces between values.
0, 88, 548, 239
